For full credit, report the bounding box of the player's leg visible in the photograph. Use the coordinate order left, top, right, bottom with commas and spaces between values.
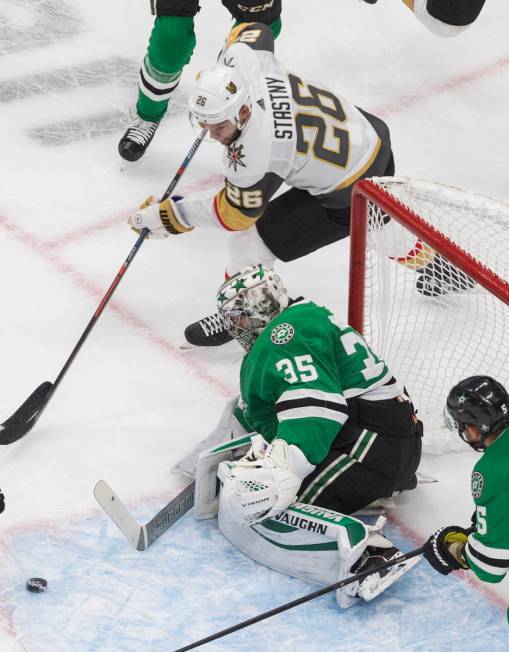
415, 252, 476, 297
119, 1, 199, 161
299, 401, 422, 515
402, 0, 486, 37
218, 500, 419, 608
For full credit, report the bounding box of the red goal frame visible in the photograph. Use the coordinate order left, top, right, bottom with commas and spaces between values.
348, 179, 509, 334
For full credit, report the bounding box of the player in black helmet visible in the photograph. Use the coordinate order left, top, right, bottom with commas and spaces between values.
423, 376, 509, 614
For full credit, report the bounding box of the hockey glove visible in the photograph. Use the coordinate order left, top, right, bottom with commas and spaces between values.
128, 196, 193, 238
218, 439, 315, 526
0, 490, 4, 513
423, 525, 470, 575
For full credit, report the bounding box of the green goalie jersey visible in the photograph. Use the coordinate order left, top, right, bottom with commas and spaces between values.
465, 426, 509, 584
236, 299, 403, 464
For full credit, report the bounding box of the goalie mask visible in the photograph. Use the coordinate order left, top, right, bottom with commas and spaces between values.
217, 265, 289, 351
188, 63, 251, 130
444, 376, 509, 451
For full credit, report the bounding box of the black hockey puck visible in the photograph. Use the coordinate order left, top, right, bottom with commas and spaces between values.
26, 578, 47, 593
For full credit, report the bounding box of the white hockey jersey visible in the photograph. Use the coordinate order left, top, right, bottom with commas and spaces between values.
176, 22, 389, 232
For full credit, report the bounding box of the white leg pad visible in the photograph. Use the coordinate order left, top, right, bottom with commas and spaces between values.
218, 500, 369, 606
194, 433, 253, 519
171, 397, 248, 478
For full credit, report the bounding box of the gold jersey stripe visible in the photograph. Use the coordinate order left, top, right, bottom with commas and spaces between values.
333, 136, 382, 191
213, 189, 260, 231
225, 22, 257, 48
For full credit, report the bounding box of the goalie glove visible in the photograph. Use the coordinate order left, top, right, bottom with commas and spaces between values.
423, 525, 470, 575
218, 438, 315, 526
128, 195, 193, 238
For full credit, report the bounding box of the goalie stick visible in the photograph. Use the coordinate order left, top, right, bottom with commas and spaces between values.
0, 129, 206, 446
94, 480, 195, 551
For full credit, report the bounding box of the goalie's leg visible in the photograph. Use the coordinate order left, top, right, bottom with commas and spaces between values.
218, 500, 419, 608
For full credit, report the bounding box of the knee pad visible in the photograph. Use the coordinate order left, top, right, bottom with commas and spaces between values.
221, 0, 282, 25
152, 0, 200, 17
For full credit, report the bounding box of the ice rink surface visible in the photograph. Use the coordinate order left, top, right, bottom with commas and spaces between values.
0, 1, 508, 650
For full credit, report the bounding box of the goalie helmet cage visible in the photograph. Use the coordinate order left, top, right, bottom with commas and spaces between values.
348, 177, 509, 453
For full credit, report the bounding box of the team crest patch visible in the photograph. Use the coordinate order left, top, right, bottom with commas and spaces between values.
271, 323, 294, 345
471, 471, 484, 499
227, 142, 246, 171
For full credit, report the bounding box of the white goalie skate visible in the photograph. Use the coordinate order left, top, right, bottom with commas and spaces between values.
339, 518, 420, 606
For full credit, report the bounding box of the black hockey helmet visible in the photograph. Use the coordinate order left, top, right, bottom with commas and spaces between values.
444, 376, 509, 451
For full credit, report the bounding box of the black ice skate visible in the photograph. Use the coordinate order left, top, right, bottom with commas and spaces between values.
184, 313, 233, 347
118, 116, 160, 162
416, 253, 475, 297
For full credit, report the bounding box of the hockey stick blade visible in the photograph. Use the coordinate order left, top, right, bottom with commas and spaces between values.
94, 480, 195, 551
0, 381, 53, 445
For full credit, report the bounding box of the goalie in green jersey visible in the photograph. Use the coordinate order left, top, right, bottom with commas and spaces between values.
179, 264, 422, 608
423, 377, 509, 598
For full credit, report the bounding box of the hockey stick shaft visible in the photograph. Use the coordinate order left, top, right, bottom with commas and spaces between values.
145, 481, 195, 549
94, 479, 195, 551
0, 129, 206, 445
174, 545, 425, 652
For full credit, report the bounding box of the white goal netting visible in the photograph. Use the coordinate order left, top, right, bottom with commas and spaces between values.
349, 177, 509, 453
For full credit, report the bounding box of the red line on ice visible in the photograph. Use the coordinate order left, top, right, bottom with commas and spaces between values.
0, 215, 234, 399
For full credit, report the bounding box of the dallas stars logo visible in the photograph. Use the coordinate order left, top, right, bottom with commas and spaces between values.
271, 323, 295, 345
471, 471, 484, 499
227, 142, 247, 171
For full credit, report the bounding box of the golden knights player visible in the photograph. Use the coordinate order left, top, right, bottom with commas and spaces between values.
177, 265, 422, 607
364, 0, 487, 37
424, 376, 509, 612
128, 22, 395, 345
400, 0, 486, 36
118, 1, 282, 161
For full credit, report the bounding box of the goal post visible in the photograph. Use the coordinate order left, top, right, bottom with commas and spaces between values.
348, 177, 509, 452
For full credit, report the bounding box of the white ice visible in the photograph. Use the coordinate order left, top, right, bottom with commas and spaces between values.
1, 1, 508, 650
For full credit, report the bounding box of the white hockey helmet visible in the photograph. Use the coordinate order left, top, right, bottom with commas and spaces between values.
188, 63, 251, 128
217, 264, 289, 351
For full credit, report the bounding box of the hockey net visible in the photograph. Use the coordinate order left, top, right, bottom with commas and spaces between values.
349, 177, 509, 453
